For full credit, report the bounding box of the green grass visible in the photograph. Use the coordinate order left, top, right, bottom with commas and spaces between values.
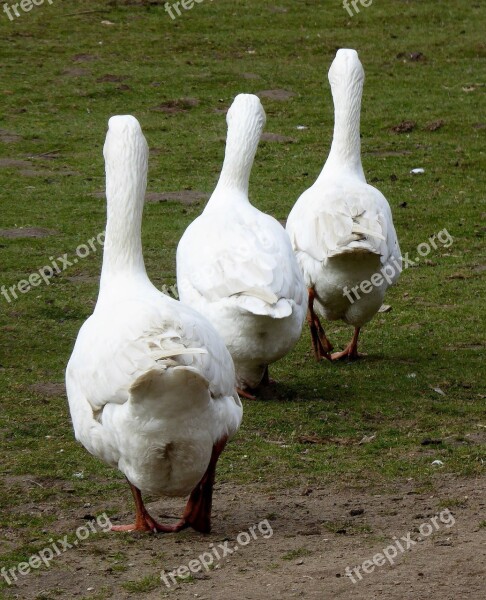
322, 519, 373, 535
437, 497, 468, 509
121, 574, 160, 593
281, 547, 313, 561
0, 0, 485, 581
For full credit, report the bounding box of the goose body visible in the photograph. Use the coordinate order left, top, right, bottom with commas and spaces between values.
286, 49, 401, 359
66, 116, 242, 532
176, 94, 306, 390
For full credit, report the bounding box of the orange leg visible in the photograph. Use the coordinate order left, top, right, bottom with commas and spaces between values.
307, 288, 333, 361
237, 367, 275, 400
331, 327, 364, 361
175, 436, 228, 533
112, 437, 228, 534
237, 387, 256, 400
111, 480, 183, 533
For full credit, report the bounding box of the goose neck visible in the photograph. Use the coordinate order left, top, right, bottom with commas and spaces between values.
99, 167, 147, 290
320, 79, 365, 179
214, 117, 262, 197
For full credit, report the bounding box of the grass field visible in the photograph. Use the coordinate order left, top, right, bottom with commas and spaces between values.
0, 1, 485, 598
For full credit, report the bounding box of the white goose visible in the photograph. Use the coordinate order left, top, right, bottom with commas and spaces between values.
66, 115, 242, 533
176, 94, 306, 394
286, 49, 401, 360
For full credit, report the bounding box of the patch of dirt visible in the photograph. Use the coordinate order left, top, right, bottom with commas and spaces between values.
365, 150, 412, 157
0, 227, 57, 239
18, 169, 56, 177
448, 342, 485, 351
2, 475, 67, 494
151, 98, 200, 113
28, 382, 66, 397
241, 72, 261, 80
462, 84, 483, 93
0, 158, 77, 178
146, 191, 209, 205
30, 150, 61, 161
93, 190, 209, 205
297, 434, 356, 446
425, 119, 445, 131
397, 51, 426, 62
2, 476, 484, 600
61, 67, 90, 77
0, 158, 32, 169
261, 132, 296, 144
96, 74, 129, 83
0, 129, 22, 143
446, 431, 486, 447
390, 121, 417, 134
258, 89, 296, 101
72, 53, 97, 63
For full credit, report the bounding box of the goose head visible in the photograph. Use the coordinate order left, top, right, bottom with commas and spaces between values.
104, 115, 148, 194
215, 94, 266, 195
320, 49, 366, 180
226, 93, 266, 136
328, 48, 365, 92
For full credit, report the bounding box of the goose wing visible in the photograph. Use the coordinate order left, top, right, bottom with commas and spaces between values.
177, 211, 305, 318
66, 298, 240, 447
288, 181, 399, 266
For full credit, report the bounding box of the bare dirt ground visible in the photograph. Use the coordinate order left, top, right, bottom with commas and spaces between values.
2, 475, 485, 599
